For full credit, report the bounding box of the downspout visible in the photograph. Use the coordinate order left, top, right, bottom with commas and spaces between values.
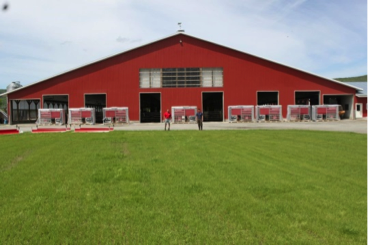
7, 96, 11, 125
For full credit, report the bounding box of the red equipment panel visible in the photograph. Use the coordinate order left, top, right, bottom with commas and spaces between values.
231, 109, 241, 115
317, 108, 327, 114
51, 111, 61, 118
259, 108, 269, 115
116, 110, 126, 116
300, 108, 309, 114
105, 110, 115, 117
81, 111, 91, 118
71, 111, 80, 117
41, 112, 51, 118
270, 108, 280, 114
242, 108, 252, 114
327, 107, 337, 113
291, 108, 299, 114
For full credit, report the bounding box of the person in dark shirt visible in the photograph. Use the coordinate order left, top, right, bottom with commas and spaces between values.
196, 109, 203, 130
164, 109, 171, 131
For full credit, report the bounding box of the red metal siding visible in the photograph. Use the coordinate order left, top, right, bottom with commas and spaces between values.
7, 34, 357, 121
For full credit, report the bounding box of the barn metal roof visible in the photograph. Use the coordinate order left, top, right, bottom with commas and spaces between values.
344, 82, 367, 97
0, 32, 364, 96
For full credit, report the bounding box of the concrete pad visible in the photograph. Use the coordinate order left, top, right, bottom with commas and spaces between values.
1, 119, 366, 134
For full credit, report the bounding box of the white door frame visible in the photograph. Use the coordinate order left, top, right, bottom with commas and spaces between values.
355, 103, 363, 118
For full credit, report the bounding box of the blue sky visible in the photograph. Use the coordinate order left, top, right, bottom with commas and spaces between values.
0, 0, 366, 89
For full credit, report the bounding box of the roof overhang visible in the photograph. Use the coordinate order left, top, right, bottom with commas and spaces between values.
0, 32, 364, 96
356, 94, 367, 98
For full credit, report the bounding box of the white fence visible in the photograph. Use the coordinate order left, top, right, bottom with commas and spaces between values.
312, 105, 339, 121
287, 105, 311, 121
255, 105, 282, 122
171, 106, 197, 123
228, 106, 254, 122
103, 107, 129, 125
68, 108, 95, 125
38, 109, 65, 125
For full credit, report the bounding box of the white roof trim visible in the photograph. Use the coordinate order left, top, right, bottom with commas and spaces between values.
356, 94, 367, 98
0, 32, 363, 96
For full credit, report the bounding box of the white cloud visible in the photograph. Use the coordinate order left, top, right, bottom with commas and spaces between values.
0, 0, 366, 88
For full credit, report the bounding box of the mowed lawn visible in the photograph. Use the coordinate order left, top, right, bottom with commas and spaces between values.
0, 130, 366, 244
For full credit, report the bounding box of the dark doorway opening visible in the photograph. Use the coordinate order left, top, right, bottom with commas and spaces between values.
85, 94, 106, 123
324, 95, 343, 105
323, 95, 353, 119
43, 95, 69, 120
257, 92, 278, 105
140, 93, 161, 123
202, 92, 223, 122
295, 92, 319, 105
11, 99, 40, 124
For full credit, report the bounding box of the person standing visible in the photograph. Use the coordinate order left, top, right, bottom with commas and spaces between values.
196, 109, 203, 130
164, 109, 172, 131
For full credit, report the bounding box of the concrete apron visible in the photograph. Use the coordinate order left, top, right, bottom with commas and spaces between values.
0, 119, 366, 134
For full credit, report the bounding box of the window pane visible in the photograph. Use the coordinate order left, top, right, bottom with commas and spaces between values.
178, 80, 186, 87
213, 68, 223, 87
163, 68, 176, 77
140, 69, 150, 88
202, 68, 212, 87
162, 81, 176, 87
151, 69, 161, 88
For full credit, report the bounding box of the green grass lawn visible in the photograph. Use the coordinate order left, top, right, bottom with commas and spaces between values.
0, 130, 366, 244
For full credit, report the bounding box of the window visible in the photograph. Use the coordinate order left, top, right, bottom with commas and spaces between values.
162, 68, 201, 87
202, 68, 213, 87
139, 69, 161, 88
213, 68, 223, 87
202, 68, 223, 87
139, 68, 223, 88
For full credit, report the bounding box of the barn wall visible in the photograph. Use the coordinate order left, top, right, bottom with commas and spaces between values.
7, 34, 358, 121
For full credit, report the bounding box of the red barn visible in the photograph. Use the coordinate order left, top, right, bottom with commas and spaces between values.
1, 32, 364, 124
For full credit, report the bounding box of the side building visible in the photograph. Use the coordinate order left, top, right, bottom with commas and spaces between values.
0, 32, 364, 124
343, 82, 367, 118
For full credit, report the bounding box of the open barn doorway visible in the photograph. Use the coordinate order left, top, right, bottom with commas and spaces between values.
323, 95, 354, 119
140, 93, 161, 123
202, 92, 223, 122
11, 99, 40, 124
85, 94, 106, 123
